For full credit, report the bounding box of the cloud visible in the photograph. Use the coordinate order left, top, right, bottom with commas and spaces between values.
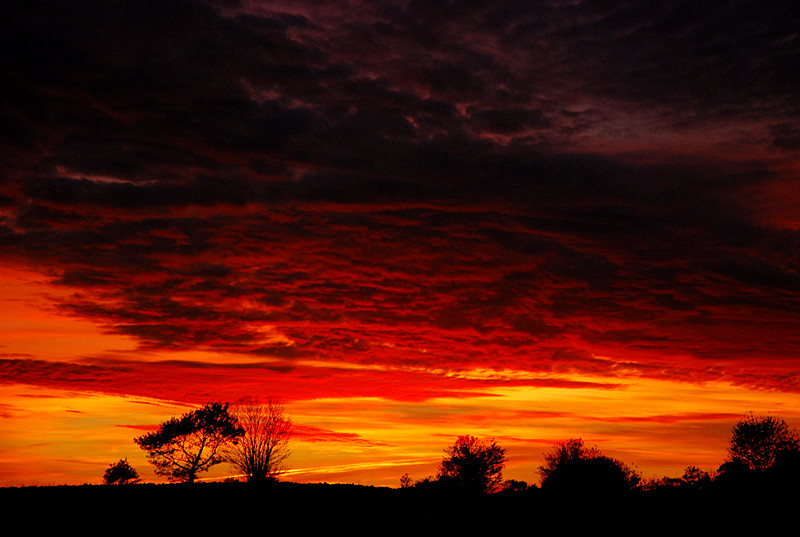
0, 354, 624, 406
1, 0, 800, 401
290, 424, 390, 446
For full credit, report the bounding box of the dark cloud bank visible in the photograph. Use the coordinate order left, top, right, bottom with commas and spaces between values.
2, 1, 800, 395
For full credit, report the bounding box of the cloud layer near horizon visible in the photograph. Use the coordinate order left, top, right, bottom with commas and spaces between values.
2, 0, 800, 402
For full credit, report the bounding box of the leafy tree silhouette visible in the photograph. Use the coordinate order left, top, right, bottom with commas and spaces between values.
679, 465, 712, 492
225, 397, 291, 484
499, 479, 529, 493
436, 435, 506, 494
538, 438, 640, 495
134, 402, 243, 483
727, 412, 800, 472
538, 438, 600, 483
103, 458, 140, 485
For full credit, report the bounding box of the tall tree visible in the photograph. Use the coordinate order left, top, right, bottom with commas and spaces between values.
728, 412, 800, 471
134, 402, 243, 483
226, 397, 291, 483
436, 435, 506, 494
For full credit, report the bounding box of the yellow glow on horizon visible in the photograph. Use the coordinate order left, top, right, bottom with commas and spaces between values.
283, 375, 800, 486
0, 384, 193, 486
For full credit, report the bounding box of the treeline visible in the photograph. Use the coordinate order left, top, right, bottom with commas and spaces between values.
104, 401, 800, 502
401, 412, 800, 499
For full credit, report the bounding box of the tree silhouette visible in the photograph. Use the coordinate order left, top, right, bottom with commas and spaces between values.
134, 402, 243, 483
499, 479, 529, 493
728, 412, 800, 471
538, 438, 640, 495
436, 435, 506, 494
680, 465, 711, 490
226, 397, 291, 484
103, 458, 140, 485
538, 438, 601, 482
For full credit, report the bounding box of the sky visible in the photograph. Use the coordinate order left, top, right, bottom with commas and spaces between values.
2, 0, 800, 487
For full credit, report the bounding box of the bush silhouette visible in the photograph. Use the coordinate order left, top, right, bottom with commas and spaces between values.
543, 456, 637, 496
103, 458, 140, 485
539, 438, 640, 496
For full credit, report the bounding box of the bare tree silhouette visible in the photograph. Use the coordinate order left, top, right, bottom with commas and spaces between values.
226, 397, 291, 484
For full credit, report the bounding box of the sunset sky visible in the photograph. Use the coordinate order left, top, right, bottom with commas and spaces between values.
2, 1, 800, 487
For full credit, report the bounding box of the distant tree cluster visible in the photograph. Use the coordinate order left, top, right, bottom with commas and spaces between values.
398, 412, 800, 499
644, 465, 713, 492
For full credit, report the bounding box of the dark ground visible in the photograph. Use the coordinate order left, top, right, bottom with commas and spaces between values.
2, 480, 794, 533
